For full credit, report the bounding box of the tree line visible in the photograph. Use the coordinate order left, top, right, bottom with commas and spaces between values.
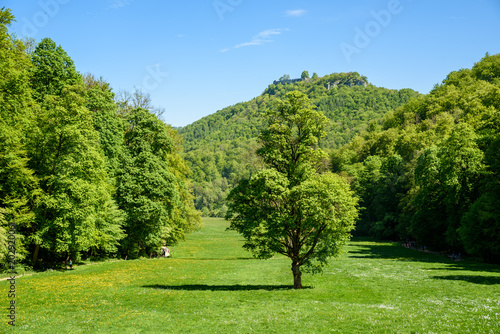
331, 53, 500, 263
0, 8, 200, 271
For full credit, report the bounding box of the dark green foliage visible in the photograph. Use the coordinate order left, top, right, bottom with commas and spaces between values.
459, 194, 500, 262
116, 108, 195, 257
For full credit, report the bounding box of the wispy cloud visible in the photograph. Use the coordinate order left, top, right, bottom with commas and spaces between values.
221, 29, 286, 53
286, 9, 306, 17
110, 0, 133, 9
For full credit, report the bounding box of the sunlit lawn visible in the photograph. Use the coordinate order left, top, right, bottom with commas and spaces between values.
1, 217, 499, 333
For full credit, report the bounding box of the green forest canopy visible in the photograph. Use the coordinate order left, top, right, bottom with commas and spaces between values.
330, 53, 500, 263
0, 8, 200, 271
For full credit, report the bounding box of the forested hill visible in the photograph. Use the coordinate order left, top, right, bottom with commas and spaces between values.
179, 72, 420, 216
180, 72, 419, 150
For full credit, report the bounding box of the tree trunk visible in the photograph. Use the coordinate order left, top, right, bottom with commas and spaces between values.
32, 244, 40, 268
292, 262, 303, 289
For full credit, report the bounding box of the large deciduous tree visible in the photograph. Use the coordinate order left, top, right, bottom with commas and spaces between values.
28, 38, 125, 266
226, 91, 358, 289
30, 37, 80, 102
116, 108, 190, 257
83, 73, 126, 181
28, 84, 125, 265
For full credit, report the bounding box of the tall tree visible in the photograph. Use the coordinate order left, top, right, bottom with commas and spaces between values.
28, 84, 124, 265
116, 108, 182, 257
28, 39, 124, 266
30, 37, 81, 102
226, 91, 358, 289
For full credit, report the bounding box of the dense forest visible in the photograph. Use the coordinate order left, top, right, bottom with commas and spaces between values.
1, 4, 499, 272
331, 53, 500, 263
180, 72, 420, 217
0, 8, 200, 271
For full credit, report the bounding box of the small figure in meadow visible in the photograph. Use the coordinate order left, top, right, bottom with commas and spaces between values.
69, 259, 73, 269
161, 246, 170, 257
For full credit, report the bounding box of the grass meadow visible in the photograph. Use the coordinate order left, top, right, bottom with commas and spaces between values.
1, 217, 499, 333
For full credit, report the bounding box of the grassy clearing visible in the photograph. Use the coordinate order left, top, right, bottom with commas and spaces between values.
1, 217, 499, 333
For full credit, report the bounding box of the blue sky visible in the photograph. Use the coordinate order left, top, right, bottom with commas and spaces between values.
5, 0, 500, 127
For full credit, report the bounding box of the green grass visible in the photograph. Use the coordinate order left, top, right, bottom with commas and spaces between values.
1, 217, 499, 333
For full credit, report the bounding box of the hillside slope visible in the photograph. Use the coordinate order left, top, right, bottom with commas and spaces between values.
179, 72, 420, 216
331, 54, 500, 262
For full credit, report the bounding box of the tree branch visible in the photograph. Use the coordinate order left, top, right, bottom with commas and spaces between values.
298, 224, 327, 265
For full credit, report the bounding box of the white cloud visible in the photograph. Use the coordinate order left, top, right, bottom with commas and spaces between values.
222, 29, 286, 52
256, 29, 283, 39
286, 9, 306, 17
110, 0, 133, 9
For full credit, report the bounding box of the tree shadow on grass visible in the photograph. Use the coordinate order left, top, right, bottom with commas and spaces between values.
432, 275, 500, 285
348, 243, 442, 263
348, 239, 500, 275
142, 284, 311, 291
426, 261, 500, 274
170, 257, 256, 261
